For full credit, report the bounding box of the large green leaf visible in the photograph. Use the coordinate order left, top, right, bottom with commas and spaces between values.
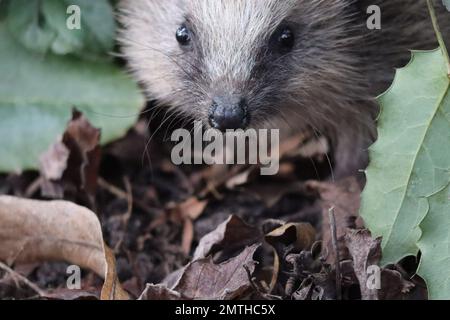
0, 23, 145, 172
360, 49, 450, 298
417, 184, 450, 299
5, 0, 115, 59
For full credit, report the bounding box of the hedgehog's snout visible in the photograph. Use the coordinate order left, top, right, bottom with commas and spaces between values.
208, 96, 249, 131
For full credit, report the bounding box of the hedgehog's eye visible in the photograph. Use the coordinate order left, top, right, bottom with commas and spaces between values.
270, 25, 295, 53
277, 27, 295, 50
176, 25, 191, 46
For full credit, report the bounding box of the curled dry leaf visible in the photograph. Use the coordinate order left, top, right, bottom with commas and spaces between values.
101, 245, 129, 300
378, 268, 416, 300
286, 250, 337, 300
344, 229, 415, 300
193, 215, 261, 261
39, 109, 101, 199
265, 222, 316, 252
143, 244, 260, 300
264, 222, 316, 293
62, 109, 101, 196
0, 195, 128, 300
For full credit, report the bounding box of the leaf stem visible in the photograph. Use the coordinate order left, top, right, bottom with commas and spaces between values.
427, 0, 450, 76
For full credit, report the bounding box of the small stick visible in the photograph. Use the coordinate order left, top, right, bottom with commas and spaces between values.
113, 176, 134, 252
328, 207, 342, 300
0, 262, 46, 297
97, 177, 161, 216
427, 0, 450, 76
98, 177, 129, 200
24, 177, 43, 198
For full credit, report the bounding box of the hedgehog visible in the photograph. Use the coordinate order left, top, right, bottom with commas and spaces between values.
118, 0, 450, 177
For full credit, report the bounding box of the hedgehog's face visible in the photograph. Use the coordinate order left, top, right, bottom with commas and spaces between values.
173, 0, 299, 131
120, 0, 362, 131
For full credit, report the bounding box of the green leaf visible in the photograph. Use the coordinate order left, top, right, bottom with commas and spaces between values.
417, 184, 450, 299
43, 0, 116, 59
0, 23, 145, 172
360, 49, 450, 269
6, 0, 57, 54
68, 0, 116, 54
443, 0, 450, 11
0, 0, 11, 21
5, 0, 116, 59
41, 0, 85, 56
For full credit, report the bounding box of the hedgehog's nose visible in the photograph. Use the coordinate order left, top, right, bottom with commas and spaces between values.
208, 97, 249, 131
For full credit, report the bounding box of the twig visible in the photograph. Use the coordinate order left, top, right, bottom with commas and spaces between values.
97, 176, 161, 216
123, 176, 133, 222
198, 164, 246, 198
24, 177, 43, 198
268, 248, 280, 294
427, 0, 450, 76
98, 177, 129, 200
0, 262, 46, 297
113, 176, 133, 252
328, 207, 342, 300
243, 264, 282, 300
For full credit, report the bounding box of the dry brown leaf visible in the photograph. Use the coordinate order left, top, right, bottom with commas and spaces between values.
265, 222, 316, 293
193, 215, 261, 260
173, 244, 260, 300
0, 195, 128, 300
63, 110, 101, 196
344, 229, 381, 300
344, 229, 415, 300
177, 197, 208, 221
39, 110, 101, 199
265, 223, 316, 252
39, 142, 70, 181
225, 168, 253, 189
306, 178, 362, 263
378, 268, 415, 300
101, 246, 129, 300
150, 243, 261, 300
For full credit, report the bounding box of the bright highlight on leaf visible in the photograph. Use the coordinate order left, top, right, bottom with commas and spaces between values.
443, 0, 450, 11
360, 48, 450, 299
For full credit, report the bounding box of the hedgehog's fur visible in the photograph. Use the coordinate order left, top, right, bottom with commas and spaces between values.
118, 0, 450, 177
